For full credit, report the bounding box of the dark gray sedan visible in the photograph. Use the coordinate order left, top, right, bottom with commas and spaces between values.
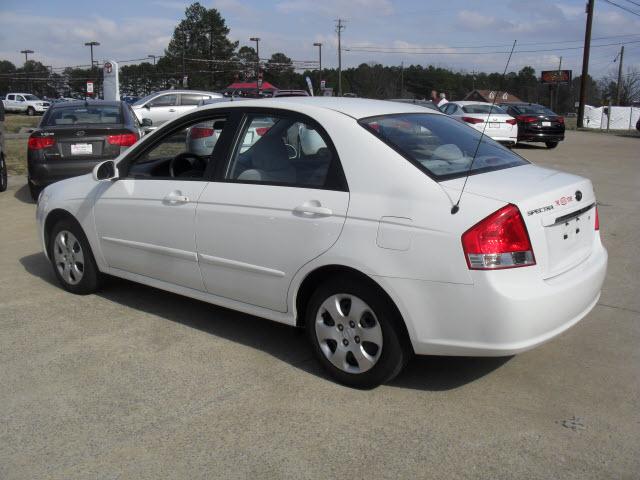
27, 100, 143, 200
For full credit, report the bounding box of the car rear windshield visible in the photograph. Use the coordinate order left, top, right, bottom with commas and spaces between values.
512, 104, 557, 116
360, 113, 528, 180
44, 105, 122, 126
461, 104, 506, 114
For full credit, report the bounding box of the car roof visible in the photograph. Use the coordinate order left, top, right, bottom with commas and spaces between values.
199, 97, 439, 120
49, 100, 123, 108
449, 100, 498, 106
151, 89, 223, 96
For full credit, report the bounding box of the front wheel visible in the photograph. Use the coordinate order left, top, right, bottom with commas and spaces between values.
49, 219, 102, 295
0, 155, 7, 192
306, 276, 409, 388
26, 106, 35, 116
545, 141, 559, 149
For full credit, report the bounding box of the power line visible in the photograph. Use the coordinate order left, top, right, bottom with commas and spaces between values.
621, 0, 640, 7
602, 0, 640, 17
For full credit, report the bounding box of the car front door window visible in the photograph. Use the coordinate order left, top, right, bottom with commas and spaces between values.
148, 94, 177, 108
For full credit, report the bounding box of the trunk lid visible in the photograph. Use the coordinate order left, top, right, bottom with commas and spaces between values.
443, 164, 597, 278
39, 126, 135, 161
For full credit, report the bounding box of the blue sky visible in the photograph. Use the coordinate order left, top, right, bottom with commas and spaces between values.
0, 0, 638, 78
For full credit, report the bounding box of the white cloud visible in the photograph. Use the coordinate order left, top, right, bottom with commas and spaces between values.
276, 0, 394, 17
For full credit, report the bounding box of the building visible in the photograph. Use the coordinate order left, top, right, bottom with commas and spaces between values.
464, 89, 523, 103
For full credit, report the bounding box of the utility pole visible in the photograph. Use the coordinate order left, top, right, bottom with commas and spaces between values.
84, 41, 99, 70
209, 27, 215, 90
616, 45, 624, 105
250, 37, 261, 94
577, 0, 594, 128
555, 56, 562, 112
400, 61, 404, 97
313, 42, 322, 94
471, 70, 477, 90
148, 54, 157, 65
336, 19, 346, 96
20, 49, 34, 64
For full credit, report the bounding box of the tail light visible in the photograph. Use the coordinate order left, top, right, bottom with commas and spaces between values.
595, 206, 600, 231
516, 115, 538, 123
461, 116, 484, 124
556, 116, 565, 124
461, 204, 536, 270
255, 127, 270, 136
190, 126, 214, 139
28, 136, 56, 150
107, 133, 138, 147
505, 118, 517, 125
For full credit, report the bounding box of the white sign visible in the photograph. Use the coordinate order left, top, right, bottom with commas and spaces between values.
103, 60, 120, 101
305, 76, 314, 96
86, 81, 94, 94
320, 80, 326, 89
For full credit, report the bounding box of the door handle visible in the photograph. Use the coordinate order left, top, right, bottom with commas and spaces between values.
168, 109, 176, 112
293, 202, 332, 217
163, 191, 190, 204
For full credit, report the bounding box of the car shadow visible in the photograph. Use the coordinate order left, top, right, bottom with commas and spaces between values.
512, 143, 549, 150
19, 251, 511, 391
14, 184, 34, 204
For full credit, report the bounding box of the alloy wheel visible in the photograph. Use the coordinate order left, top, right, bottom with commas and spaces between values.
315, 294, 383, 374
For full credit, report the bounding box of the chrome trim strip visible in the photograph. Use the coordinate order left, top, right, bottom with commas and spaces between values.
101, 236, 197, 261
197, 253, 285, 278
553, 203, 595, 226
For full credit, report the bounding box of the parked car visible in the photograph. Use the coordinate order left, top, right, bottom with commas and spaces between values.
272, 89, 310, 98
0, 100, 6, 192
131, 90, 223, 127
27, 100, 143, 201
440, 101, 518, 146
36, 98, 607, 388
121, 96, 140, 105
499, 102, 565, 148
2, 93, 51, 116
387, 98, 439, 111
636, 116, 640, 132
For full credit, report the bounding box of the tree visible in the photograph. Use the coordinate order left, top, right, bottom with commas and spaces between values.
163, 2, 238, 90
265, 53, 297, 88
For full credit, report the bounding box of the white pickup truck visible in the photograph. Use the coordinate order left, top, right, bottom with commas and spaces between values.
2, 93, 50, 116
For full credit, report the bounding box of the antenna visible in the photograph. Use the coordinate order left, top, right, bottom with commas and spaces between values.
450, 40, 517, 215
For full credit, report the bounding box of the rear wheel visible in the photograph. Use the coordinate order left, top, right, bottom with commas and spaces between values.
49, 219, 102, 295
0, 155, 7, 192
305, 276, 409, 388
28, 180, 41, 202
545, 141, 559, 149
26, 106, 35, 116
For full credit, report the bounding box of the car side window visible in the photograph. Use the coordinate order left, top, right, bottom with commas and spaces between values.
226, 115, 336, 188
181, 94, 206, 106
148, 94, 177, 108
17, 96, 25, 102
126, 115, 227, 180
7, 95, 14, 101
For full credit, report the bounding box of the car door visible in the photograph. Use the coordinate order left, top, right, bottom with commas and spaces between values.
177, 93, 206, 116
93, 111, 229, 291
144, 93, 178, 126
195, 111, 350, 312
5, 94, 16, 111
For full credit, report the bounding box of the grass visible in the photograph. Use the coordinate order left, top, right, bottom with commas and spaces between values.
4, 114, 40, 133
4, 137, 28, 175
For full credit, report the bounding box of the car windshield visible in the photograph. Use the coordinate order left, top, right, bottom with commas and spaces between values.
24, 94, 40, 101
360, 113, 528, 180
132, 93, 158, 106
461, 104, 506, 114
513, 104, 557, 116
44, 105, 122, 126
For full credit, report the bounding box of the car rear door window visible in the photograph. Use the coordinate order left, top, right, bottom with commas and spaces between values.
180, 94, 206, 106
225, 115, 338, 189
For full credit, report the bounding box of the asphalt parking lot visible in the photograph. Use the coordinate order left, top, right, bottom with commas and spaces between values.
1, 130, 638, 479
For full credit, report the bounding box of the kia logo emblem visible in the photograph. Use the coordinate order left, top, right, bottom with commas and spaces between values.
575, 190, 582, 201
76, 131, 85, 137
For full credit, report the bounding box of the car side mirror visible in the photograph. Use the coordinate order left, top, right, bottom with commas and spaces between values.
144, 103, 151, 109
141, 118, 153, 127
92, 160, 119, 182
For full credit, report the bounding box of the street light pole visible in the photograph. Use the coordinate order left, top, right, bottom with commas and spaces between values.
313, 42, 322, 94
250, 37, 261, 94
84, 41, 100, 70
148, 54, 157, 65
20, 49, 34, 64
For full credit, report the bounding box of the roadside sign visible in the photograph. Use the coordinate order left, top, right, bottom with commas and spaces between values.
257, 78, 263, 89
86, 81, 94, 95
320, 80, 326, 89
305, 76, 314, 96
541, 70, 572, 85
103, 60, 120, 101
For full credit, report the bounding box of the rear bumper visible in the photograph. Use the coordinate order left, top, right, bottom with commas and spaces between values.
375, 237, 607, 356
28, 159, 103, 186
518, 129, 565, 142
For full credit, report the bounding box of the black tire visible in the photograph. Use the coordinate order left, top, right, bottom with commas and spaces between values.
28, 180, 41, 202
305, 275, 410, 389
26, 106, 35, 116
545, 141, 559, 149
0, 155, 7, 192
49, 218, 102, 295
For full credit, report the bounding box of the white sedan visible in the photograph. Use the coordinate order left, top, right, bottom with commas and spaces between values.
36, 97, 607, 388
441, 101, 518, 145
